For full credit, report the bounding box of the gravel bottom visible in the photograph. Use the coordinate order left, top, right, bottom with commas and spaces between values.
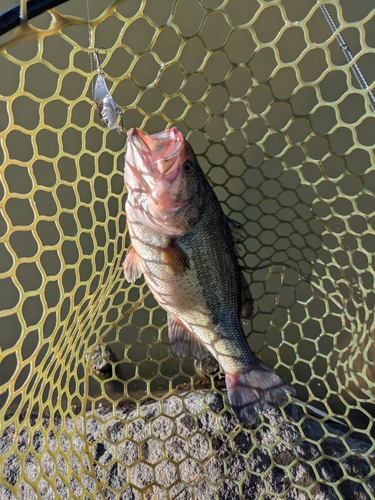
1, 392, 375, 500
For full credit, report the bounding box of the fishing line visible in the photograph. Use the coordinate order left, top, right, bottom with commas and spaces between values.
85, 0, 94, 98
19, 0, 27, 23
320, 4, 375, 113
241, 261, 348, 314
241, 262, 312, 283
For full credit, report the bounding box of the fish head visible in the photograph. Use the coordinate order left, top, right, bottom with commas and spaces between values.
125, 127, 204, 235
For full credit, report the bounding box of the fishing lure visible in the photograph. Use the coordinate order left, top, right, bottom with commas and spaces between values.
93, 47, 124, 133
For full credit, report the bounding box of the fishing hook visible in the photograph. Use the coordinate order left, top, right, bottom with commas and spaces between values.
93, 46, 107, 73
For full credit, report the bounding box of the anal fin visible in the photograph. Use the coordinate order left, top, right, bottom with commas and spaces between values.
168, 315, 207, 359
123, 247, 143, 282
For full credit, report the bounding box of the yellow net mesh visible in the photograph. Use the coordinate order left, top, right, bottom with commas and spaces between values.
1, 0, 375, 498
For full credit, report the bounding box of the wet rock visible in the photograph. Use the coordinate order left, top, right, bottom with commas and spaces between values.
316, 458, 344, 482
266, 466, 291, 494
343, 455, 371, 479
176, 413, 197, 438
184, 392, 205, 415
233, 429, 253, 454
130, 462, 154, 489
141, 438, 164, 464
198, 411, 218, 436
189, 433, 210, 461
248, 447, 272, 473
227, 455, 247, 481
106, 462, 128, 490
155, 461, 177, 487
218, 480, 240, 500
179, 458, 200, 483
129, 418, 151, 442
287, 488, 310, 500
163, 396, 183, 417
205, 391, 224, 414
203, 457, 224, 483
242, 474, 266, 499
166, 436, 188, 462
291, 462, 316, 487
193, 480, 215, 500
105, 419, 127, 442
272, 442, 296, 466
296, 440, 321, 461
312, 484, 340, 499
338, 480, 371, 500
301, 418, 325, 440
3, 454, 21, 486
321, 436, 348, 458
140, 399, 161, 419
1, 398, 374, 500
88, 345, 115, 378
118, 440, 139, 465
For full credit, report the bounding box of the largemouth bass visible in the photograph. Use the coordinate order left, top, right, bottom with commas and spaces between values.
123, 127, 295, 426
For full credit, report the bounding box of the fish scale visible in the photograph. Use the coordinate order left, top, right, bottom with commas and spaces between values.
124, 127, 295, 426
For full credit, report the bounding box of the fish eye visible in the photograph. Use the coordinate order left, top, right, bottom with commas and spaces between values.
184, 161, 195, 174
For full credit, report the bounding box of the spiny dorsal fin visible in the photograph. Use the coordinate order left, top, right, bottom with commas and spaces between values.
227, 217, 245, 243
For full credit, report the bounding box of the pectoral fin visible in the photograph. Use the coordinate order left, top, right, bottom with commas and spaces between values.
168, 315, 207, 359
123, 247, 143, 282
162, 240, 190, 274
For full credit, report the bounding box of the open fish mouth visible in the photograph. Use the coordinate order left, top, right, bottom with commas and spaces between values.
127, 127, 184, 175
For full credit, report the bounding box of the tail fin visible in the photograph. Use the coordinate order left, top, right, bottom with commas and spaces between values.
226, 359, 295, 427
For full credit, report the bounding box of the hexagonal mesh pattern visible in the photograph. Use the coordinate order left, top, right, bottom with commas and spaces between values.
1, 0, 375, 498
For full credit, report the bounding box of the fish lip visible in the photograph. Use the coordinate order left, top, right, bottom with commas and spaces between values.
127, 127, 184, 175
127, 127, 148, 150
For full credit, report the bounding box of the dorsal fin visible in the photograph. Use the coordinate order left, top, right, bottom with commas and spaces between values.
227, 217, 244, 243
240, 271, 254, 319
227, 217, 254, 319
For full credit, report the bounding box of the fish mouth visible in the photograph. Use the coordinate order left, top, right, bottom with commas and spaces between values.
127, 127, 184, 176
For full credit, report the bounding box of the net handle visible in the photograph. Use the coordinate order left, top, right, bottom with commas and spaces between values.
0, 0, 69, 37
